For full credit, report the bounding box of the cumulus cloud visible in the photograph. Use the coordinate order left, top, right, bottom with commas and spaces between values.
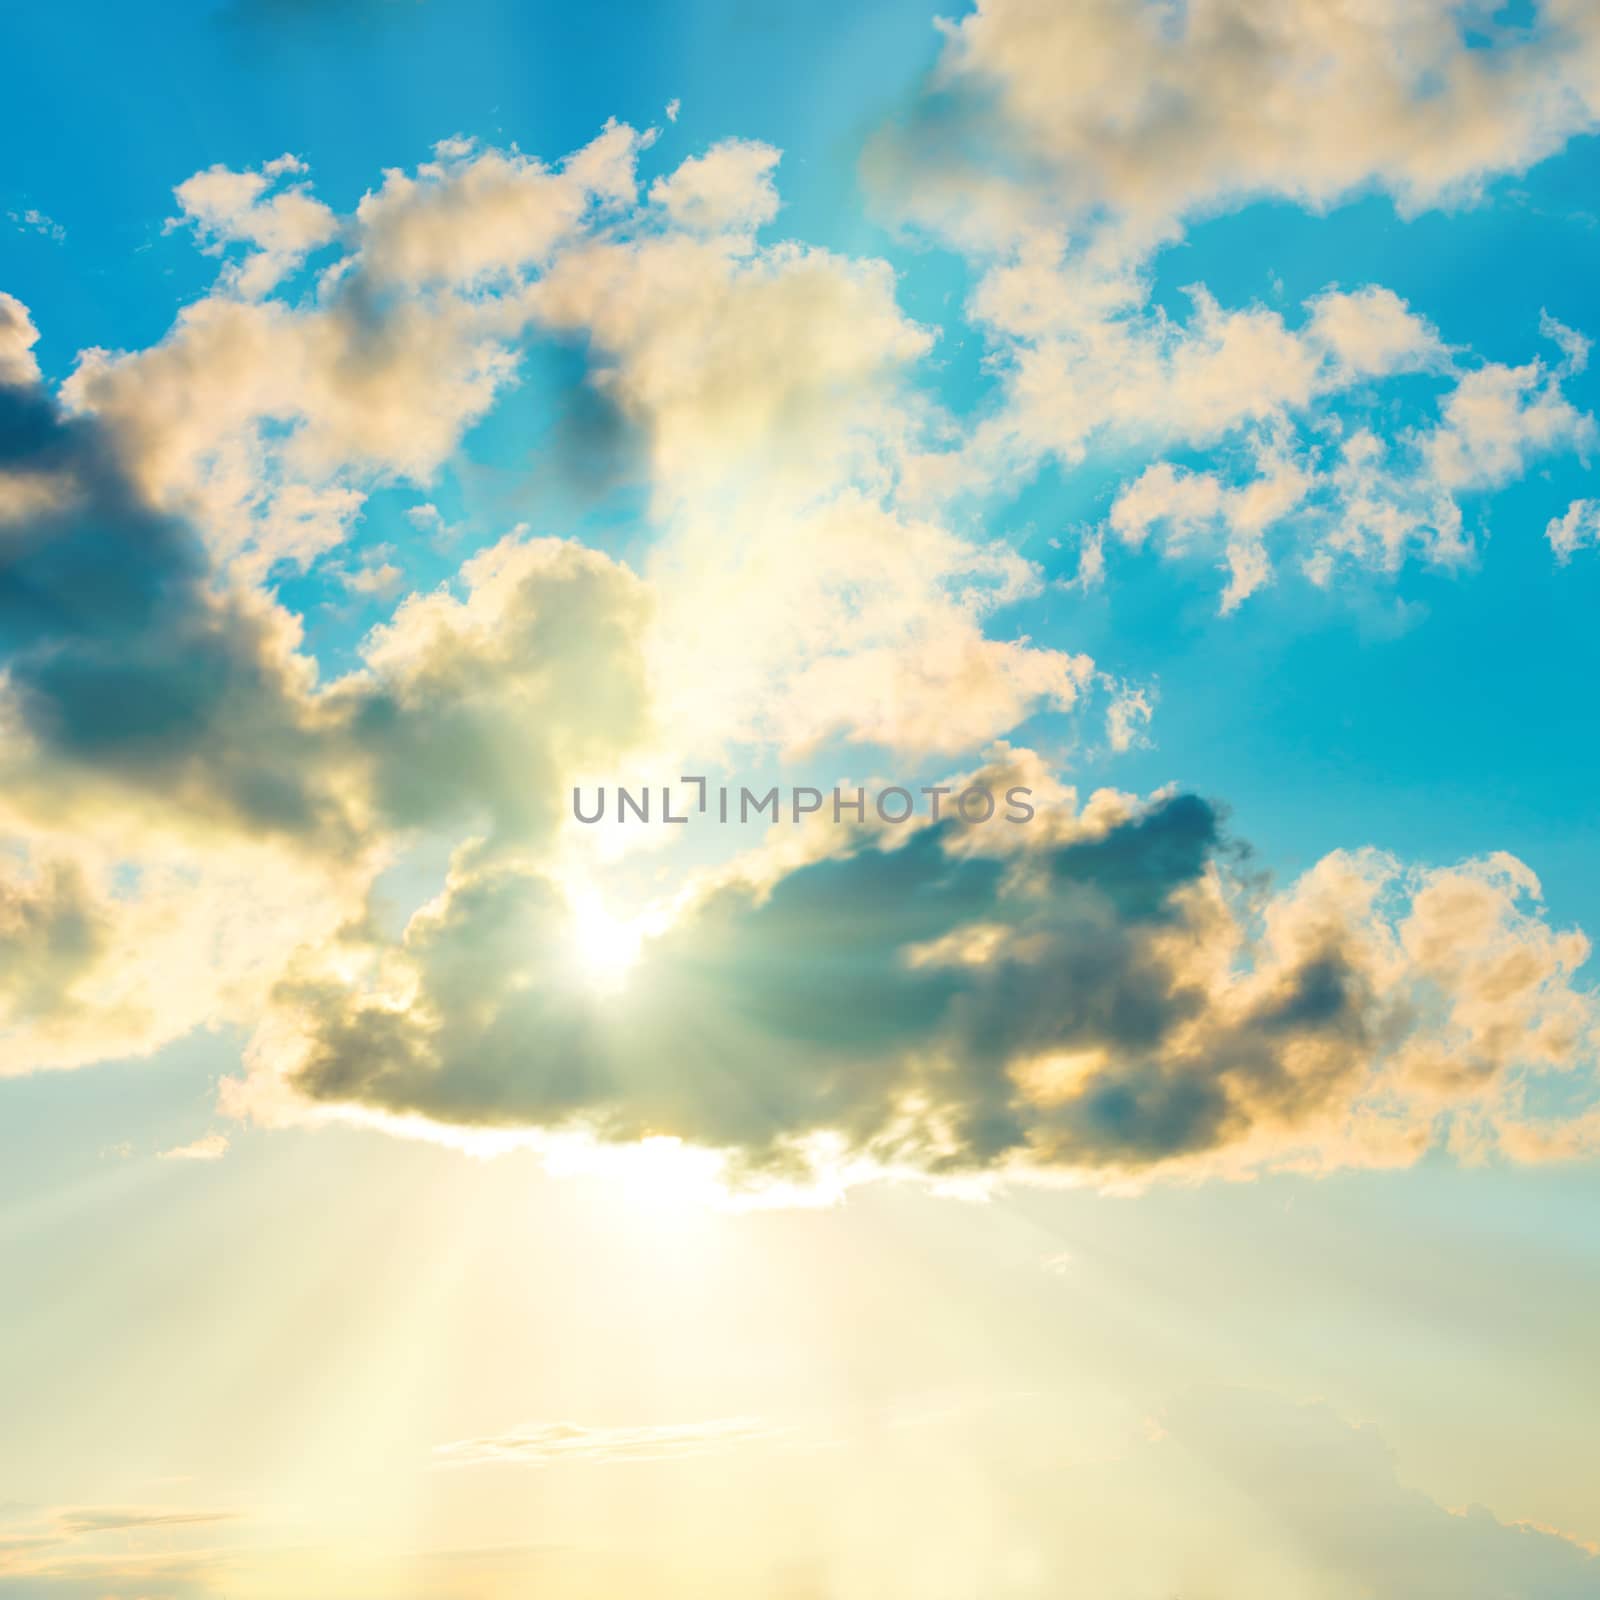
0, 352, 353, 849
521, 202, 1095, 758
51, 122, 1090, 763
874, 0, 1600, 248
1099, 325, 1593, 606
649, 139, 781, 234
0, 116, 1093, 1083
332, 532, 654, 845
60, 123, 645, 583
0, 309, 652, 1071
966, 276, 1445, 470
228, 756, 1598, 1189
0, 291, 42, 387
168, 153, 338, 298
1, 317, 651, 853
866, 3, 1600, 608
353, 123, 641, 287
6, 106, 1597, 1192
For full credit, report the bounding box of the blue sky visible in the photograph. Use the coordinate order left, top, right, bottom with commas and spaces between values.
4, 2, 1600, 1595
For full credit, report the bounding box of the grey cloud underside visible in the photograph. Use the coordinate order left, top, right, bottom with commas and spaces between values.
281, 793, 1400, 1174
0, 380, 337, 837
0, 375, 650, 852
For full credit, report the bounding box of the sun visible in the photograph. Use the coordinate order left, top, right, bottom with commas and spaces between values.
571, 891, 644, 993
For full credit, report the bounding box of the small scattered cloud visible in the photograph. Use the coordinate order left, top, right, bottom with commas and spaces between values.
158, 1132, 230, 1163
8, 208, 65, 242
1547, 498, 1600, 563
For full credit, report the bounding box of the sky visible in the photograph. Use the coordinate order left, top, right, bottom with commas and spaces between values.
3, 0, 1600, 1595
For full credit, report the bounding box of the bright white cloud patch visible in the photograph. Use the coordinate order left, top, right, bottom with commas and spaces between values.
649, 138, 781, 234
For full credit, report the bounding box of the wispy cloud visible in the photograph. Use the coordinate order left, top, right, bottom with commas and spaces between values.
54, 1508, 237, 1535
158, 1132, 230, 1163
0, 1503, 241, 1586
433, 1417, 777, 1469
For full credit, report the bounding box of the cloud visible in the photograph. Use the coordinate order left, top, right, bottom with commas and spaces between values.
50, 125, 1089, 764
6, 113, 1597, 1191
353, 124, 641, 288
0, 299, 653, 1072
1547, 497, 1600, 562
58, 124, 644, 584
158, 1132, 230, 1162
1, 318, 651, 854
649, 139, 782, 235
8, 208, 65, 243
1104, 684, 1154, 753
968, 277, 1444, 467
0, 856, 104, 1029
433, 1416, 776, 1469
332, 532, 654, 844
168, 153, 338, 298
0, 292, 41, 387
521, 202, 1097, 758
866, 6, 1600, 611
228, 755, 1598, 1188
1097, 322, 1593, 607
0, 348, 354, 851
875, 0, 1600, 250
0, 1503, 239, 1594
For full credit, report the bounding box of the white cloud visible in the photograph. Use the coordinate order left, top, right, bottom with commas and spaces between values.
649, 139, 781, 234
169, 153, 338, 298
0, 289, 41, 386
1100, 331, 1594, 606
925, 0, 1600, 241
866, 2, 1600, 613
159, 1132, 231, 1162
1105, 683, 1155, 753
354, 123, 641, 287
1547, 497, 1600, 562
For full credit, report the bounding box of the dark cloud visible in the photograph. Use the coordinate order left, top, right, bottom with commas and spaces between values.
0, 373, 353, 843
0, 367, 651, 855
267, 790, 1426, 1179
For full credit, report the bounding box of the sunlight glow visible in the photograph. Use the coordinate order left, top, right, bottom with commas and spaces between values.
571, 892, 645, 993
